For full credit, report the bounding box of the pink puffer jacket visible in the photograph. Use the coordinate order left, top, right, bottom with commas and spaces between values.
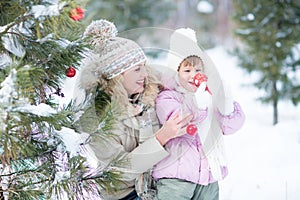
152, 77, 245, 185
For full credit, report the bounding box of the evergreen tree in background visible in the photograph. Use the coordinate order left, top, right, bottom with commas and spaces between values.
232, 0, 300, 125
83, 0, 176, 31
0, 0, 121, 199
83, 0, 176, 59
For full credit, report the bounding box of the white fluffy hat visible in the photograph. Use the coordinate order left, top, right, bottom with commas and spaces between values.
78, 19, 146, 91
167, 28, 203, 71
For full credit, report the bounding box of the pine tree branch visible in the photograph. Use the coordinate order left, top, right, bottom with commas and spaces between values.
0, 14, 33, 35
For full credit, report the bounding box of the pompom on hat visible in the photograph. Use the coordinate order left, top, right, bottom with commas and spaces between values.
79, 19, 146, 91
167, 28, 203, 71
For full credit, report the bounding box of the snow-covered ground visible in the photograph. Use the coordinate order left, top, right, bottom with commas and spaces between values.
61, 46, 300, 200
206, 47, 300, 200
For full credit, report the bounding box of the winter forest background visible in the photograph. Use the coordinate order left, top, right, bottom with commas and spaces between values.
1, 0, 300, 199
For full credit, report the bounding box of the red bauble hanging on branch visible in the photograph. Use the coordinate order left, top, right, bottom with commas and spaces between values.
70, 7, 84, 21
66, 67, 76, 77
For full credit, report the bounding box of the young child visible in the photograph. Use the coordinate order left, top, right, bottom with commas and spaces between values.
152, 28, 245, 200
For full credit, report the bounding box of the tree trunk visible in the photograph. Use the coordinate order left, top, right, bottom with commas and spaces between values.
273, 98, 278, 125
272, 80, 278, 125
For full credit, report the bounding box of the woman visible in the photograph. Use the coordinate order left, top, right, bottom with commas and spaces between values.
73, 20, 192, 200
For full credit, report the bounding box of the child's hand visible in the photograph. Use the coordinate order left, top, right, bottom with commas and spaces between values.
195, 89, 211, 110
216, 79, 234, 115
193, 73, 211, 110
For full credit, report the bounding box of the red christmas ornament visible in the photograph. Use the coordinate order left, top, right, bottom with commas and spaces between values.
193, 73, 208, 87
70, 7, 84, 21
66, 67, 76, 77
186, 124, 198, 135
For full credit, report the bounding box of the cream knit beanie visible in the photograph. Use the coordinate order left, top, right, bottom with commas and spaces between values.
79, 19, 146, 91
167, 28, 203, 71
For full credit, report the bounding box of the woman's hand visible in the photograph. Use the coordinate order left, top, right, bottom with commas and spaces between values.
155, 113, 193, 146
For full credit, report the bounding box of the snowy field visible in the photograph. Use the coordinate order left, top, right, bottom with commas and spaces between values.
206, 47, 300, 200
61, 46, 300, 200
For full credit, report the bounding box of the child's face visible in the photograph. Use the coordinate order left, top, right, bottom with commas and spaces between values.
178, 63, 204, 93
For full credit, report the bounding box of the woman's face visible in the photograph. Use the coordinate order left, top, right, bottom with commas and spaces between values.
122, 62, 148, 96
178, 63, 203, 93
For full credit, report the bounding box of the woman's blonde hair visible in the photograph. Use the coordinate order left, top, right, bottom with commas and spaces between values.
97, 65, 162, 115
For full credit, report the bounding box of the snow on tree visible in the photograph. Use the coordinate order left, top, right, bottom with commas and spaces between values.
197, 0, 214, 14
232, 0, 300, 125
0, 1, 121, 199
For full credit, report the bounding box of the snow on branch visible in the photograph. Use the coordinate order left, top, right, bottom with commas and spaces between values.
30, 2, 67, 19
13, 103, 57, 117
